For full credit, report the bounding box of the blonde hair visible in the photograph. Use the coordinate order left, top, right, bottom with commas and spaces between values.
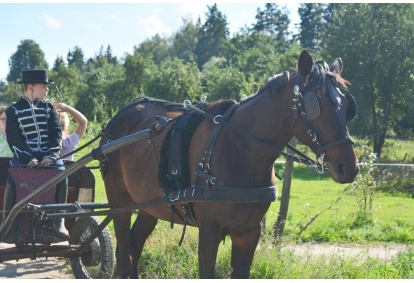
0, 105, 6, 116
57, 111, 69, 133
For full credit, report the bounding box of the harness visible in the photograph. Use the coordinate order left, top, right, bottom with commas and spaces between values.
92, 62, 357, 245
292, 61, 357, 173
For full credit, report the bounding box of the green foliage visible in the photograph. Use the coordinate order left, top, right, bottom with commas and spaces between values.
170, 17, 199, 63
346, 145, 377, 226
7, 39, 49, 82
76, 62, 125, 123
145, 57, 202, 102
229, 32, 281, 83
67, 46, 85, 71
136, 34, 170, 65
195, 4, 229, 69
390, 248, 414, 278
201, 59, 247, 101
251, 3, 291, 51
48, 65, 84, 106
1, 82, 22, 104
123, 51, 156, 99
322, 4, 414, 156
297, 3, 328, 52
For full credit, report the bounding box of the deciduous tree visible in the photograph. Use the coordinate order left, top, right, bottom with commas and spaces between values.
195, 4, 229, 70
322, 3, 414, 155
7, 39, 48, 82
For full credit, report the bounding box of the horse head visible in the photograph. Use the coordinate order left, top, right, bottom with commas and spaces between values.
293, 50, 359, 183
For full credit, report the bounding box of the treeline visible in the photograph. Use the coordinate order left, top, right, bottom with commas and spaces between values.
1, 3, 413, 156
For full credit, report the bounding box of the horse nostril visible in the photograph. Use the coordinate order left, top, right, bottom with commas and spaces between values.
337, 162, 359, 182
337, 164, 346, 178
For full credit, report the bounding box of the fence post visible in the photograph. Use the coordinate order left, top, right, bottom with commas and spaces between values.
273, 137, 296, 246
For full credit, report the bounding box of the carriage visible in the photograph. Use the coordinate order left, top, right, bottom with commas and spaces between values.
0, 116, 170, 279
0, 157, 115, 278
0, 50, 359, 279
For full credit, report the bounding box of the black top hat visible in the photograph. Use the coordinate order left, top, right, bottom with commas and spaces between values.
17, 69, 54, 84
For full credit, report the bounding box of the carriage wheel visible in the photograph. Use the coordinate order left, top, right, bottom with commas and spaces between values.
69, 216, 114, 279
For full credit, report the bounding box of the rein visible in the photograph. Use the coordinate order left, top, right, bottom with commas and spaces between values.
181, 99, 325, 177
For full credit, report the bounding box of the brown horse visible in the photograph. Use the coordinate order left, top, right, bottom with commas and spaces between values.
99, 50, 359, 278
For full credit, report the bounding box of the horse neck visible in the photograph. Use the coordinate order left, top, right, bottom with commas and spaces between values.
208, 82, 297, 186
232, 81, 296, 156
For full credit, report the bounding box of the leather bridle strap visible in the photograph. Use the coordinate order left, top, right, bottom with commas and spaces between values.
293, 66, 354, 164
319, 137, 354, 153
183, 100, 320, 169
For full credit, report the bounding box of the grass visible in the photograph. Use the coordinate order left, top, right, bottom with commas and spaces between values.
266, 165, 414, 243
70, 134, 414, 278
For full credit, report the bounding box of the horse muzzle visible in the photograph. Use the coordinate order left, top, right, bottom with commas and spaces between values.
328, 161, 359, 184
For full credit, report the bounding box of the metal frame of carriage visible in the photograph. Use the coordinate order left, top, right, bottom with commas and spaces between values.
0, 118, 174, 279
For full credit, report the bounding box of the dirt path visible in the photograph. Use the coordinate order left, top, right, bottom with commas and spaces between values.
0, 242, 71, 279
285, 242, 410, 262
0, 242, 411, 279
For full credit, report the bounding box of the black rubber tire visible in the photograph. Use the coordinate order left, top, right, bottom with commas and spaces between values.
69, 216, 114, 279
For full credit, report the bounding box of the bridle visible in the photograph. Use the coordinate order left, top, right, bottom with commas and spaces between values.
292, 61, 355, 173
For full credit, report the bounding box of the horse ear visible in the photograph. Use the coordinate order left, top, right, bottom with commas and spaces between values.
329, 58, 343, 74
297, 50, 313, 77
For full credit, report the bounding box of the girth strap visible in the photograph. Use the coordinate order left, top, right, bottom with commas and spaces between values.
168, 185, 278, 204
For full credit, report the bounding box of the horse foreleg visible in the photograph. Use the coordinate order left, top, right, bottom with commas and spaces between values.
113, 212, 133, 278
230, 226, 261, 279
198, 223, 222, 279
130, 209, 158, 279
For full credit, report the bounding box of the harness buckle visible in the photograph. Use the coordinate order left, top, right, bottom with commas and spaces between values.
307, 130, 317, 142
169, 190, 180, 201
316, 154, 325, 174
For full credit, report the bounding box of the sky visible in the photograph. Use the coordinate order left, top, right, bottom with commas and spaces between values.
0, 1, 301, 81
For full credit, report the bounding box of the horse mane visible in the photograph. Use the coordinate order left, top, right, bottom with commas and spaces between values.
334, 73, 350, 89
240, 72, 288, 105
204, 99, 236, 115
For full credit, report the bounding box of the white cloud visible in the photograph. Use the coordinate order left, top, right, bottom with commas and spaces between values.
86, 23, 102, 31
136, 15, 170, 38
42, 13, 62, 31
107, 14, 120, 21
180, 3, 206, 22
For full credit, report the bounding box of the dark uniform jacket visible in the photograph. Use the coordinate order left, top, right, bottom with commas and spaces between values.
6, 96, 62, 165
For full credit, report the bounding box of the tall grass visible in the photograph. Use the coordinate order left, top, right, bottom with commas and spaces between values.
111, 221, 414, 279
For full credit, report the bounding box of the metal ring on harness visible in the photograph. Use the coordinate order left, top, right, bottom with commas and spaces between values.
183, 100, 192, 108
213, 115, 222, 124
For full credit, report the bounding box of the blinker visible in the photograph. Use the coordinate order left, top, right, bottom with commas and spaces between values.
303, 91, 320, 122
345, 92, 357, 121
327, 78, 357, 121
327, 79, 341, 108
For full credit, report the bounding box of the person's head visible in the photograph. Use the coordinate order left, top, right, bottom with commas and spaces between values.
18, 70, 54, 101
57, 111, 69, 135
0, 105, 7, 133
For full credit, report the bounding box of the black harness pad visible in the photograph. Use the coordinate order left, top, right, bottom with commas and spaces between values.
158, 104, 206, 191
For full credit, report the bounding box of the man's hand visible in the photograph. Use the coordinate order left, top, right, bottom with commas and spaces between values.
28, 159, 39, 168
40, 158, 54, 166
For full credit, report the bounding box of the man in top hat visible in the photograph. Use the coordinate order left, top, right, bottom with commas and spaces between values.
1, 69, 69, 238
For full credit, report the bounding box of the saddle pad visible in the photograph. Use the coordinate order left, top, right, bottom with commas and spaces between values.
9, 167, 60, 204
159, 106, 206, 191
